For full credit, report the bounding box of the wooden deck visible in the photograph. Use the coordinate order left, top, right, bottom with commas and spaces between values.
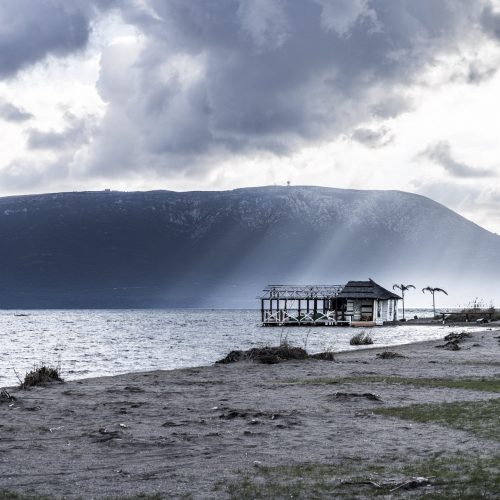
261, 285, 356, 327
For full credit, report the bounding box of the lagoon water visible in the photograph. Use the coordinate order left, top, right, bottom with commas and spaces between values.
0, 308, 473, 387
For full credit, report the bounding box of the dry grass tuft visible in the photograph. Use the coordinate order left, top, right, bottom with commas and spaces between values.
20, 365, 63, 389
349, 331, 374, 346
228, 344, 309, 364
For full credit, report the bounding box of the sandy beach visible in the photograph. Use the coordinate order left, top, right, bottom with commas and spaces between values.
1, 327, 499, 499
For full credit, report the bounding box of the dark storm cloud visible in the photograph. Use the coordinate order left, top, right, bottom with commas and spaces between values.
85, 0, 494, 175
27, 114, 93, 151
4, 0, 499, 177
0, 0, 117, 79
0, 99, 33, 122
351, 126, 394, 148
421, 141, 494, 178
481, 4, 500, 39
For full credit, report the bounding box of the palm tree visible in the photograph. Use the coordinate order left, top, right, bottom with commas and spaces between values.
422, 286, 448, 317
392, 284, 415, 320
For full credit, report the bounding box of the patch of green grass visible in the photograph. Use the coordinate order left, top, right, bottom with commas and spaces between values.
283, 376, 345, 385
402, 453, 500, 499
222, 454, 500, 499
226, 470, 327, 499
0, 492, 51, 500
286, 375, 500, 393
222, 463, 384, 500
105, 494, 174, 500
116, 494, 168, 500
375, 398, 500, 441
0, 491, 174, 500
460, 360, 500, 367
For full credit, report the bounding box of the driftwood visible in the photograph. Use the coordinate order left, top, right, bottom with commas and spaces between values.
0, 389, 16, 403
310, 351, 336, 361
331, 392, 382, 402
389, 476, 435, 492
92, 427, 123, 443
342, 476, 434, 491
435, 341, 461, 351
376, 351, 406, 359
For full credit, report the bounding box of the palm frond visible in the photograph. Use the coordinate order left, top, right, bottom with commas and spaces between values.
393, 283, 415, 292
422, 286, 448, 295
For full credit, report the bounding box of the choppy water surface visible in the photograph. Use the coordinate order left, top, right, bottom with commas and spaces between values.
0, 309, 476, 386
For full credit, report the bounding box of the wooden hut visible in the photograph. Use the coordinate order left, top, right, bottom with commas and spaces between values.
339, 280, 401, 326
260, 279, 400, 327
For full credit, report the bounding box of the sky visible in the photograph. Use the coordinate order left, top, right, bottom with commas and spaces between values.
1, 0, 500, 233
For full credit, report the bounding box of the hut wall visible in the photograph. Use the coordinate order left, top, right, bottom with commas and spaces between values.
374, 299, 382, 325
384, 299, 398, 321
374, 299, 398, 324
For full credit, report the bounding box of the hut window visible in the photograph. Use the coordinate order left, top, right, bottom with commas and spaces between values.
389, 300, 392, 317
377, 301, 381, 318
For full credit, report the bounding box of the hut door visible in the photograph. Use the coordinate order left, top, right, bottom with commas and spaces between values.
361, 301, 373, 321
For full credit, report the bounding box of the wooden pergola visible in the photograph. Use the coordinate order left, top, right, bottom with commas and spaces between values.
259, 284, 348, 326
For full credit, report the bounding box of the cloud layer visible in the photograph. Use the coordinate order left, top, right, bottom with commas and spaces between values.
0, 1, 101, 79
0, 99, 33, 122
27, 113, 93, 151
421, 141, 494, 178
0, 0, 499, 205
83, 0, 496, 176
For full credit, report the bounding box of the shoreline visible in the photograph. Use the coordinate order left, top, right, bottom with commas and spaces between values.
1, 328, 499, 498
1, 311, 492, 388
2, 324, 492, 390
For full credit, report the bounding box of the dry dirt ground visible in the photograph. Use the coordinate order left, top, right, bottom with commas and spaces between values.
0, 328, 499, 499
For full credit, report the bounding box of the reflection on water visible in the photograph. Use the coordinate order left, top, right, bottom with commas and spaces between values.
0, 308, 474, 386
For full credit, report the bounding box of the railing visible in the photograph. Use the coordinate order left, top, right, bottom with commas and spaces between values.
264, 310, 351, 326
260, 284, 345, 300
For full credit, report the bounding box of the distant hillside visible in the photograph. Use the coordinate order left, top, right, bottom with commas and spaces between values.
0, 186, 498, 308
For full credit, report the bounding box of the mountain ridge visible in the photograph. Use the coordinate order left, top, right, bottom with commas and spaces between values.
0, 186, 498, 308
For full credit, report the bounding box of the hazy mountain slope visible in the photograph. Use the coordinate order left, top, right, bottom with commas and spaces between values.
0, 186, 498, 307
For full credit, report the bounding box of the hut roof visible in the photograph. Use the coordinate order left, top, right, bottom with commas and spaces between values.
339, 279, 401, 300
